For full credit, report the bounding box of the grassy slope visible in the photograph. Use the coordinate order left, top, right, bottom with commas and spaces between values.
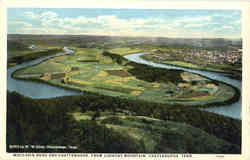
72, 111, 240, 153
7, 89, 241, 153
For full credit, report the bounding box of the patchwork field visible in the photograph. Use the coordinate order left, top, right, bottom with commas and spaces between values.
13, 47, 236, 106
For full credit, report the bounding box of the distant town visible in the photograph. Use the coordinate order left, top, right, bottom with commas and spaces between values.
153, 47, 242, 66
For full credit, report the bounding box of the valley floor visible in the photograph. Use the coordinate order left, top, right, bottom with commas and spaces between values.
12, 47, 237, 106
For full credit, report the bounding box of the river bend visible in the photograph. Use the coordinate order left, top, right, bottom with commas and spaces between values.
124, 53, 241, 120
7, 50, 241, 119
7, 47, 80, 99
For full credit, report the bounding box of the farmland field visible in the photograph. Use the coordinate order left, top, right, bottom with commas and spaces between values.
13, 46, 237, 106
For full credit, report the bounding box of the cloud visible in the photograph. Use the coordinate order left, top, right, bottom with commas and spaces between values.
24, 11, 37, 19
233, 19, 241, 24
176, 15, 212, 24
183, 23, 209, 28
221, 26, 234, 30
25, 11, 58, 19
8, 10, 241, 38
23, 12, 167, 34
8, 21, 33, 27
40, 11, 58, 19
62, 15, 159, 31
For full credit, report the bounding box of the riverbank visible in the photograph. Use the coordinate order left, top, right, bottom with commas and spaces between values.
8, 48, 63, 68
141, 54, 242, 80
7, 48, 81, 98
125, 52, 241, 119
10, 48, 239, 109
12, 71, 241, 111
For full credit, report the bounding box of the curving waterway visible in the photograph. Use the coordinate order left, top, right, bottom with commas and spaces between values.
7, 47, 80, 99
124, 53, 241, 120
7, 50, 241, 119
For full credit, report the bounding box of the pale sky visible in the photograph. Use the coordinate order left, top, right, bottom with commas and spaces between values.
8, 8, 241, 38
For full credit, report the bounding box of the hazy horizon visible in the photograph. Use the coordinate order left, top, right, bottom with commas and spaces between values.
7, 33, 242, 41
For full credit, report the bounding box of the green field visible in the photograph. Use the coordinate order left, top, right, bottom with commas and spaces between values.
13, 47, 236, 106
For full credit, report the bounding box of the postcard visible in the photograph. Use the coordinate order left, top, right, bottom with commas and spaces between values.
0, 0, 249, 160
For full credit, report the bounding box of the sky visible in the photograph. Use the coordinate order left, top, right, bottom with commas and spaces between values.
8, 8, 241, 39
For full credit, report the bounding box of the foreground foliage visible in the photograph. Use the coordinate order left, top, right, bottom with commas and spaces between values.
7, 91, 241, 153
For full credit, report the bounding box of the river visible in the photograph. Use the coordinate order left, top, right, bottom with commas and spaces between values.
124, 53, 241, 120
7, 47, 80, 99
7, 50, 241, 119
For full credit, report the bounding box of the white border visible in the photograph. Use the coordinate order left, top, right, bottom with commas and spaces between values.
1, 0, 249, 160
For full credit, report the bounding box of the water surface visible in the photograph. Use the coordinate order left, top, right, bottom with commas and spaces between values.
7, 48, 80, 99
7, 50, 241, 119
125, 53, 241, 119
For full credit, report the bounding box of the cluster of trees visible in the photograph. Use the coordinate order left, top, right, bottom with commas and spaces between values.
74, 91, 241, 147
7, 89, 241, 153
7, 41, 29, 51
6, 91, 145, 153
102, 51, 128, 65
130, 43, 232, 52
102, 51, 183, 84
7, 90, 241, 153
7, 91, 75, 152
127, 62, 183, 84
8, 48, 63, 65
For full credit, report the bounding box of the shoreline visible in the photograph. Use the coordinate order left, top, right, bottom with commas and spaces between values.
11, 62, 241, 111
10, 74, 241, 109
8, 49, 241, 120
140, 54, 242, 81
